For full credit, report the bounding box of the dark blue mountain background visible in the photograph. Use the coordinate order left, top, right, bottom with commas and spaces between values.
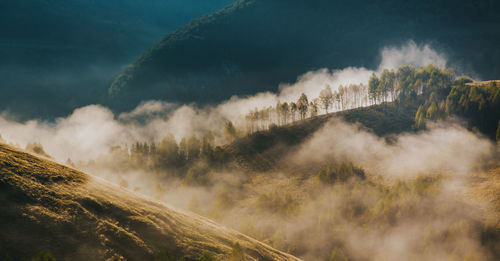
0, 0, 234, 119
109, 0, 500, 111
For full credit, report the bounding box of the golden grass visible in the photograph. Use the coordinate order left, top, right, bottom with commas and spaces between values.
0, 143, 300, 261
466, 80, 500, 86
468, 167, 500, 228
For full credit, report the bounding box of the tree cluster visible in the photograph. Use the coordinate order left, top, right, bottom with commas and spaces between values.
109, 132, 230, 184
245, 83, 370, 133
416, 77, 500, 140
244, 65, 456, 134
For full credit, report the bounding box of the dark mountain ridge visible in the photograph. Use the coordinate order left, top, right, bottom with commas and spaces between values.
0, 0, 234, 119
109, 0, 500, 111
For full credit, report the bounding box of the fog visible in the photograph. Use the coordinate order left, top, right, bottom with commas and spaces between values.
140, 120, 496, 261
292, 119, 494, 179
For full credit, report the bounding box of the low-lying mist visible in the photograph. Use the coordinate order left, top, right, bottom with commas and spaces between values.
0, 40, 459, 164
81, 118, 499, 261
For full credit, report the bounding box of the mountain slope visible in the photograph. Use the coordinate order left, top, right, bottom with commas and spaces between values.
109, 0, 500, 111
0, 0, 234, 119
0, 143, 299, 261
225, 101, 419, 172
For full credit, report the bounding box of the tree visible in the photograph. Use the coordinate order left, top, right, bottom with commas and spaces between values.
158, 133, 179, 167
368, 73, 379, 105
275, 101, 281, 125
378, 69, 396, 102
310, 98, 319, 117
454, 76, 473, 87
426, 101, 438, 120
179, 137, 188, 161
280, 102, 289, 125
201, 131, 215, 159
297, 93, 309, 120
497, 120, 500, 142
224, 121, 237, 141
290, 102, 297, 122
396, 65, 416, 100
319, 84, 334, 113
349, 84, 360, 108
186, 135, 201, 161
415, 105, 425, 128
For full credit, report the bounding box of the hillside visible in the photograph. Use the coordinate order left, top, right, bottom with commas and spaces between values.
225, 100, 419, 172
109, 0, 500, 111
0, 143, 299, 261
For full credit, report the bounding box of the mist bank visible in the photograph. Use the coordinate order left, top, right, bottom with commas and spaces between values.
73, 117, 500, 261
0, 41, 462, 164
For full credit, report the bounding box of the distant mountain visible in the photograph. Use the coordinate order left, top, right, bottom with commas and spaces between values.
0, 0, 234, 119
0, 143, 298, 261
109, 0, 500, 111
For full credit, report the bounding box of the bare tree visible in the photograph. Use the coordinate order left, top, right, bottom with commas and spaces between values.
297, 93, 309, 120
310, 98, 319, 117
319, 84, 334, 114
281, 102, 289, 125
290, 102, 297, 122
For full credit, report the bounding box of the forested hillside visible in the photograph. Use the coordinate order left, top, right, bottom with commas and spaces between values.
109, 0, 500, 111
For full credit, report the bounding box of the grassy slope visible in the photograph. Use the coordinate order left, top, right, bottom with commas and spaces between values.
0, 143, 300, 261
225, 101, 418, 172
469, 166, 500, 223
